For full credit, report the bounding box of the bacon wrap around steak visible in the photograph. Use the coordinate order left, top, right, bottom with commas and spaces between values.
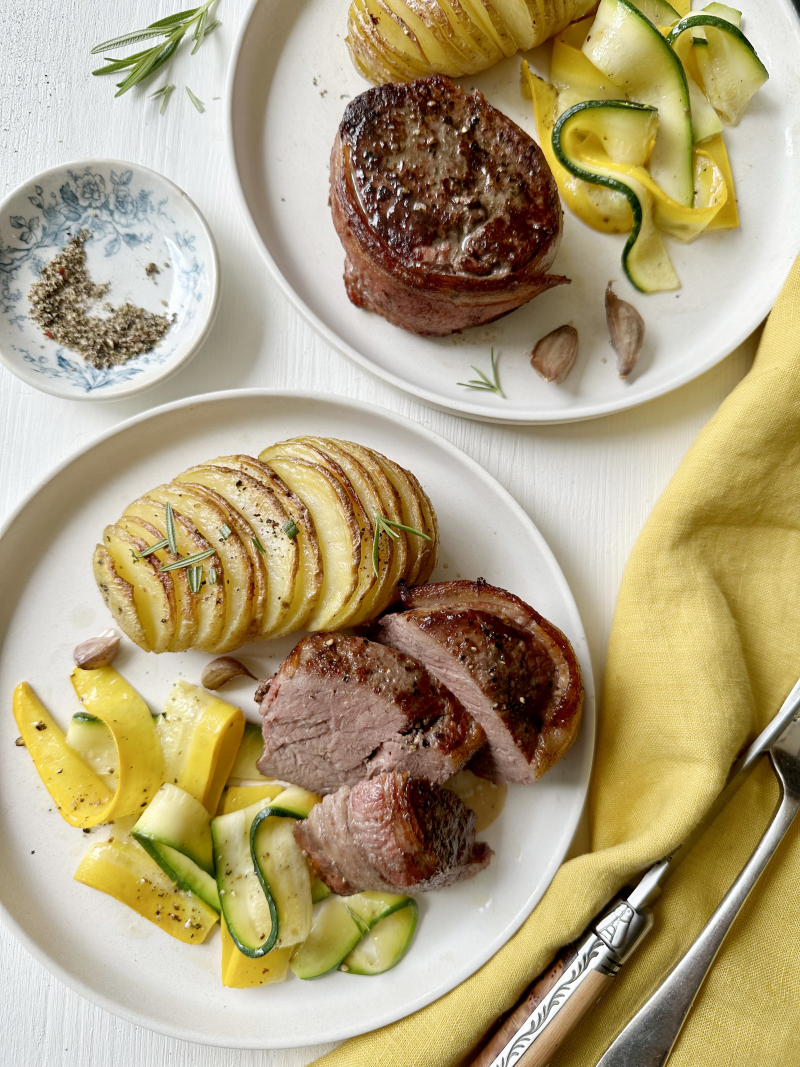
329, 75, 568, 336
294, 771, 492, 894
378, 579, 584, 784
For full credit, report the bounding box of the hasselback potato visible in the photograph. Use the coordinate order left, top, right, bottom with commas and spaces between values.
93, 438, 438, 654
346, 0, 597, 84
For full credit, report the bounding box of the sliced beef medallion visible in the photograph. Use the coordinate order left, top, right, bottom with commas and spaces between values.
378, 579, 583, 784
330, 75, 568, 337
294, 771, 492, 894
255, 633, 484, 794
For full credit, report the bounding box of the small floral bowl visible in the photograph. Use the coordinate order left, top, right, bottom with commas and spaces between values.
0, 160, 220, 400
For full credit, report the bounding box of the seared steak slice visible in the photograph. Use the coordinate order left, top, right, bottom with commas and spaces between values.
294, 771, 492, 894
378, 580, 583, 784
330, 75, 568, 336
256, 633, 484, 794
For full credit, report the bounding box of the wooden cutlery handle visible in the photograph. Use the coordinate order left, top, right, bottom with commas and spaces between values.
467, 942, 612, 1067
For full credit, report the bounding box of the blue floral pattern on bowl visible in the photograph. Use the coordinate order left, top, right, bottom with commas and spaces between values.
0, 161, 219, 400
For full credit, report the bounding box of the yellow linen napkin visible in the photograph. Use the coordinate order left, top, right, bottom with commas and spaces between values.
313, 257, 800, 1067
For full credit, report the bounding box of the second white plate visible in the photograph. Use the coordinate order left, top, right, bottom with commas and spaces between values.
228, 0, 800, 424
0, 390, 594, 1048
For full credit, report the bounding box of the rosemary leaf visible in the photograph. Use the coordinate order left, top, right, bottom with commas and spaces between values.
186, 86, 205, 112
187, 565, 203, 594
283, 519, 299, 539
92, 0, 217, 98
252, 535, 266, 555
218, 523, 231, 541
151, 84, 176, 114
159, 548, 216, 572
134, 537, 170, 559
165, 501, 178, 555
371, 513, 432, 576
208, 566, 217, 585
457, 348, 505, 398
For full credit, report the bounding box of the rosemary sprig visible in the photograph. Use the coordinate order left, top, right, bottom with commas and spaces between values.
218, 524, 231, 541
134, 537, 169, 559
187, 566, 204, 593
252, 535, 266, 555
283, 519, 299, 539
150, 84, 175, 114
159, 548, 216, 572
457, 348, 504, 398
186, 86, 205, 112
208, 566, 217, 585
372, 513, 432, 577
91, 1, 219, 98
165, 501, 178, 556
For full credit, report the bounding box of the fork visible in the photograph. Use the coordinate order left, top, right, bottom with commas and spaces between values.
595, 724, 800, 1067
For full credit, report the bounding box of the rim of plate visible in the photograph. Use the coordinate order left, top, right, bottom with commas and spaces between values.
0, 387, 595, 1047
225, 0, 787, 425
0, 158, 221, 403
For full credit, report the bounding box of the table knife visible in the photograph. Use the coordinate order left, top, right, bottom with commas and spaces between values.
469, 677, 800, 1067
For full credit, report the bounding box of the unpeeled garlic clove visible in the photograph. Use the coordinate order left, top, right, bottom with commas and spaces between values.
201, 656, 256, 690
605, 282, 645, 379
531, 325, 579, 384
74, 630, 120, 670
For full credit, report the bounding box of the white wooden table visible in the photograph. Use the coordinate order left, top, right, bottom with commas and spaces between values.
0, 2, 758, 1063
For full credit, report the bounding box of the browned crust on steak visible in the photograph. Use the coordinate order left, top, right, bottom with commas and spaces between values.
330, 75, 568, 336
379, 579, 583, 782
256, 633, 485, 793
294, 772, 493, 893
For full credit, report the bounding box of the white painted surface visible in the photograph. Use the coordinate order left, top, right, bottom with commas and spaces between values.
0, 1, 759, 1064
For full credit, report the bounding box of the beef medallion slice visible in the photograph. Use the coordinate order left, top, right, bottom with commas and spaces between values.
256, 633, 485, 794
330, 74, 568, 336
378, 579, 583, 784
294, 771, 493, 894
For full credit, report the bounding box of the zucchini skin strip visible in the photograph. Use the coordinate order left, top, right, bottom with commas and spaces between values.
13, 667, 164, 828
552, 100, 655, 291
665, 13, 765, 55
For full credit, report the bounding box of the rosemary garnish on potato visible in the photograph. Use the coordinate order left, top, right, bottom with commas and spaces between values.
372, 513, 431, 577
165, 502, 178, 556
187, 566, 204, 593
283, 519, 299, 539
252, 535, 266, 555
134, 538, 169, 559
458, 348, 504, 398
218, 524, 231, 541
159, 548, 216, 572
91, 1, 220, 98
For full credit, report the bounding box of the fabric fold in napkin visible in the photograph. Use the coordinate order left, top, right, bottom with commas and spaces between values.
313, 256, 800, 1067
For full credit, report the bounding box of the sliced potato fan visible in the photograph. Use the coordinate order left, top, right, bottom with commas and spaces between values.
346, 0, 596, 83
93, 439, 438, 653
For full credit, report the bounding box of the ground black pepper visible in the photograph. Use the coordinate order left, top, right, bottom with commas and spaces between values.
29, 230, 173, 369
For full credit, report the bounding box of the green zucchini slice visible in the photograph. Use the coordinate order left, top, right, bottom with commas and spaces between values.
212, 784, 320, 958
250, 809, 313, 948
553, 100, 679, 293
212, 798, 278, 957
341, 901, 419, 976
132, 783, 221, 912
667, 15, 768, 125
290, 898, 366, 979
343, 891, 414, 930
693, 2, 741, 41
583, 0, 694, 205
626, 0, 680, 27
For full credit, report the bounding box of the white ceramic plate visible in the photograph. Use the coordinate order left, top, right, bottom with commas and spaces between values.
0, 160, 220, 401
228, 0, 800, 424
0, 390, 594, 1048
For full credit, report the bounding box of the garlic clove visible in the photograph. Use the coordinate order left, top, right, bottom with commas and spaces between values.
605, 282, 645, 379
201, 656, 257, 690
74, 630, 120, 670
531, 325, 579, 384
